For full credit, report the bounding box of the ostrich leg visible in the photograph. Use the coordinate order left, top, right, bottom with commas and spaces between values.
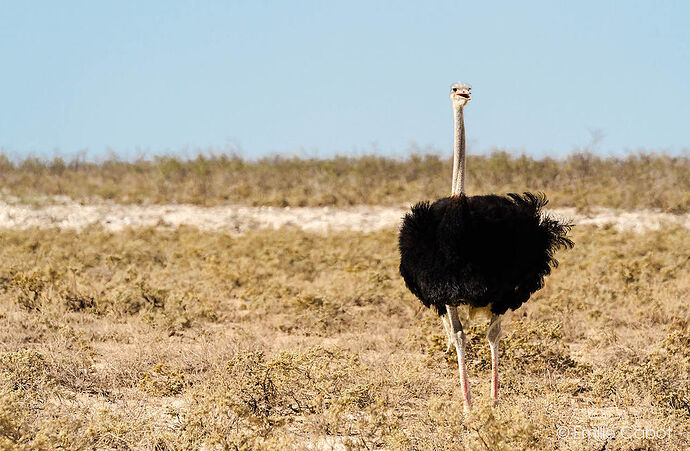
446, 305, 471, 411
487, 314, 502, 404
441, 314, 454, 352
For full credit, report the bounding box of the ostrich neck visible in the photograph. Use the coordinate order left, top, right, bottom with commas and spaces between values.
451, 106, 466, 195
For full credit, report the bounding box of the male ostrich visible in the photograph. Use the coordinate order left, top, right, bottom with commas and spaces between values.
398, 82, 572, 411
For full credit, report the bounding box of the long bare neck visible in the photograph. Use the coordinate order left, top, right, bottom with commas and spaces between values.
451, 106, 466, 195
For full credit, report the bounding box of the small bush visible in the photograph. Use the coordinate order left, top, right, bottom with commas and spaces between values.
138, 364, 186, 396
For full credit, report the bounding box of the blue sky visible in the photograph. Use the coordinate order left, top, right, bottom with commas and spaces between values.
1, 1, 689, 159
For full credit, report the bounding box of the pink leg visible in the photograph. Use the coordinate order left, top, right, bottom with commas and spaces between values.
487, 314, 502, 404
446, 305, 471, 411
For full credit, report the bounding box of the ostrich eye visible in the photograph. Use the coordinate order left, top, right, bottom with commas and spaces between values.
452, 88, 457, 92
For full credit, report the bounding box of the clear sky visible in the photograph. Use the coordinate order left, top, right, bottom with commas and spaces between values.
1, 1, 689, 160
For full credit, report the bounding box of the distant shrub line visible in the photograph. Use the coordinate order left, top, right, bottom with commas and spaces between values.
0, 151, 687, 211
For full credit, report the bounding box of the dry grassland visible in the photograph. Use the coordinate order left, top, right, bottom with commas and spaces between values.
1, 152, 688, 212
0, 223, 688, 450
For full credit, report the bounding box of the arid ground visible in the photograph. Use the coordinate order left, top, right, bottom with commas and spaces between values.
0, 153, 688, 450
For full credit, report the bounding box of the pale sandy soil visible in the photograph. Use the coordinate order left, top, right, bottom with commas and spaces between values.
0, 199, 688, 233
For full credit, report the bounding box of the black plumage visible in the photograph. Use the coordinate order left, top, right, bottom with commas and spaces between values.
399, 192, 573, 316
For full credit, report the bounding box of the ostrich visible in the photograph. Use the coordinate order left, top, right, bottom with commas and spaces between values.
398, 82, 572, 411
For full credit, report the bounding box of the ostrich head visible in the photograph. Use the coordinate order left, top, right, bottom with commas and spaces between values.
450, 82, 471, 108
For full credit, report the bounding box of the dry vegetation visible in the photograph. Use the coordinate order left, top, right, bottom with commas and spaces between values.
1, 152, 688, 212
0, 222, 688, 449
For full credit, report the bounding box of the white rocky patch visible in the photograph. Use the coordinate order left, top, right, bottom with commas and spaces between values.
0, 200, 687, 234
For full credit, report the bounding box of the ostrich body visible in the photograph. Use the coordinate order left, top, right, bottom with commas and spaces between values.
398, 83, 572, 410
